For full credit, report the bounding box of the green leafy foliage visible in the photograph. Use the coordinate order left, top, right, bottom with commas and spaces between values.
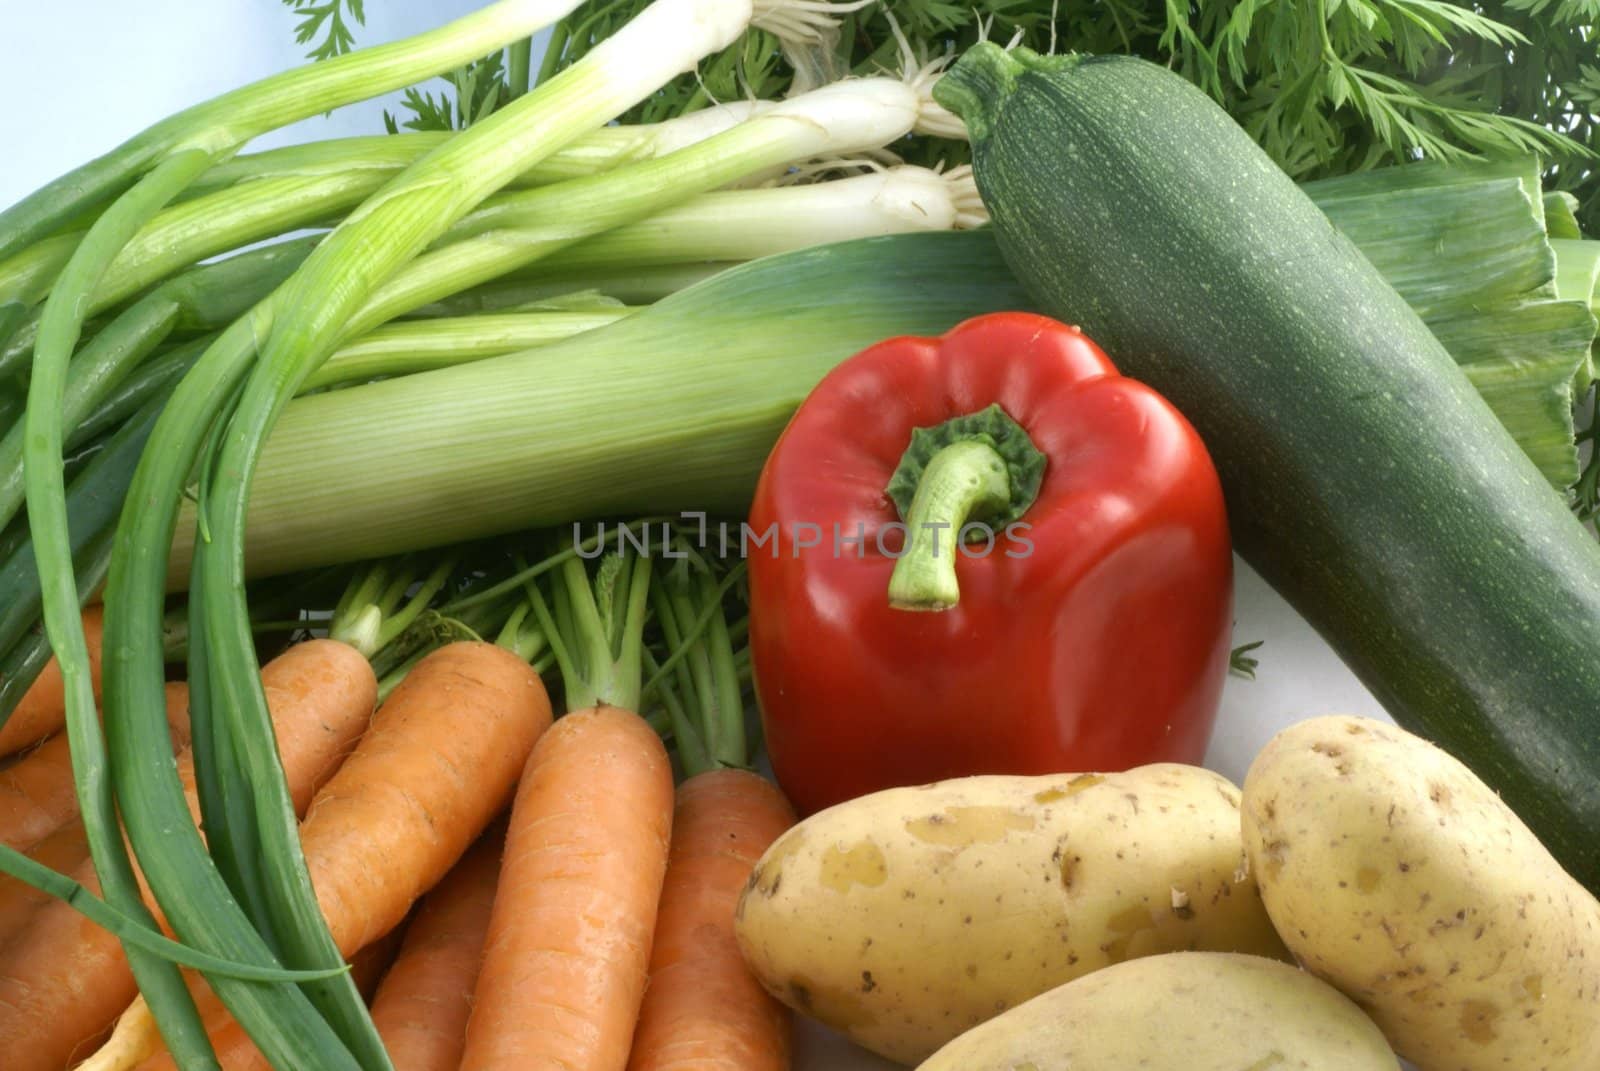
294, 2, 1595, 224
536, 0, 1599, 226
281, 0, 366, 61
1229, 640, 1263, 679
382, 51, 511, 132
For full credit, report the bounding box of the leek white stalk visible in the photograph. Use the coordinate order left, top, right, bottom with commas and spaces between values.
168, 230, 1033, 580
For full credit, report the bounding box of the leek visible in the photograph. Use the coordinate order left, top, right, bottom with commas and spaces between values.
171, 231, 1031, 578
1306, 157, 1597, 488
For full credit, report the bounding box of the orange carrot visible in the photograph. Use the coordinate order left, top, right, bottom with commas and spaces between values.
0, 639, 377, 1071
299, 641, 548, 957
459, 705, 675, 1071
131, 640, 549, 1071
367, 824, 504, 1071
628, 770, 797, 1071
0, 684, 190, 956
0, 605, 105, 757
0, 681, 191, 854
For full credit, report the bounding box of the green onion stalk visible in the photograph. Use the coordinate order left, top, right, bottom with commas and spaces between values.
322, 77, 923, 337
522, 164, 986, 277
406, 259, 732, 315
0, 238, 313, 539
0, 99, 772, 374
643, 534, 754, 776
301, 156, 981, 387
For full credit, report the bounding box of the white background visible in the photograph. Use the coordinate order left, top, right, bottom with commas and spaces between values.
0, 3, 1395, 1067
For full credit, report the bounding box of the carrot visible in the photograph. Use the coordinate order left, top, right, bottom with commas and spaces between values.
628, 770, 797, 1071
367, 824, 504, 1071
0, 681, 191, 854
0, 639, 376, 1071
0, 604, 105, 757
459, 705, 675, 1071
124, 640, 549, 1071
299, 641, 548, 956
0, 818, 87, 951
0, 684, 190, 955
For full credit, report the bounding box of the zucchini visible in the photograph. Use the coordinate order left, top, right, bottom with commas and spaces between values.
936, 45, 1600, 892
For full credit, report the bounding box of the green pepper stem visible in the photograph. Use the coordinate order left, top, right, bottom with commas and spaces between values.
887, 439, 1011, 611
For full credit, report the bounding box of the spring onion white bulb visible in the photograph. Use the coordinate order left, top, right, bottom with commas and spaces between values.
345, 76, 924, 333
538, 164, 984, 275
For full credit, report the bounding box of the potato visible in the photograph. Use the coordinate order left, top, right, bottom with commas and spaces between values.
1241, 715, 1600, 1071
918, 952, 1399, 1070
733, 764, 1288, 1063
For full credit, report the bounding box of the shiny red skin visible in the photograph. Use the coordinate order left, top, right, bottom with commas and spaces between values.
747, 313, 1234, 815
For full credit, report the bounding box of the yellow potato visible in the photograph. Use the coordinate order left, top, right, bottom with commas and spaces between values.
1242, 715, 1600, 1071
918, 952, 1399, 1070
733, 764, 1288, 1064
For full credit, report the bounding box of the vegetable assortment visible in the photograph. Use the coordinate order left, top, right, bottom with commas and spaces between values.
3, 0, 1600, 1067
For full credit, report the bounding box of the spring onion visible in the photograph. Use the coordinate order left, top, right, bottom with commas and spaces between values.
0, 100, 771, 324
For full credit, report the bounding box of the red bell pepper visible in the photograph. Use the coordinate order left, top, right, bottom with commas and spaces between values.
747, 312, 1233, 815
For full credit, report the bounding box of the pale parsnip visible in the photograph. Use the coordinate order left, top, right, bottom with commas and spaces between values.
733, 765, 1288, 1064
1242, 715, 1600, 1071
917, 952, 1398, 1071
